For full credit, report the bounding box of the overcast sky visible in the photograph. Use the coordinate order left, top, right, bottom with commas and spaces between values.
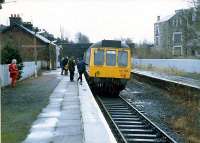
0, 0, 190, 43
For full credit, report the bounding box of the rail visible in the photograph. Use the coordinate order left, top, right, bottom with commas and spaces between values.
96, 95, 177, 143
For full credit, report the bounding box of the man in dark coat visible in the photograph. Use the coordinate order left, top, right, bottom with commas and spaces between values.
63, 57, 69, 75
77, 59, 87, 84
68, 57, 75, 81
61, 57, 68, 75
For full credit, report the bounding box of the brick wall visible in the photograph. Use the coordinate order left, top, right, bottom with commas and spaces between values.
1, 27, 57, 69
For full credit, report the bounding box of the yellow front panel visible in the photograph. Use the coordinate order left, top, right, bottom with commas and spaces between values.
88, 47, 132, 79
89, 66, 131, 79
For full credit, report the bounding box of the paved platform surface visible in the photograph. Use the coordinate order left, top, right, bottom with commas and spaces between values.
23, 69, 116, 143
79, 75, 117, 143
133, 69, 200, 90
23, 71, 82, 143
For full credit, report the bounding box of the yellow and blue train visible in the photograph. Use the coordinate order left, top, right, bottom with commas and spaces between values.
85, 40, 132, 96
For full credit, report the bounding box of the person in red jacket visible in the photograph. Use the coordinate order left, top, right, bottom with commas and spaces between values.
9, 59, 19, 87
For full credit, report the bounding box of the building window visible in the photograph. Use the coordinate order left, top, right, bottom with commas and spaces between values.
173, 32, 182, 46
155, 37, 159, 46
173, 19, 176, 26
192, 11, 196, 22
176, 19, 179, 26
106, 50, 116, 66
155, 25, 159, 36
94, 50, 104, 65
179, 18, 182, 25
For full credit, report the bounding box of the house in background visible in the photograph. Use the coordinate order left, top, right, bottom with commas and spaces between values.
0, 24, 7, 32
0, 14, 59, 69
154, 8, 200, 57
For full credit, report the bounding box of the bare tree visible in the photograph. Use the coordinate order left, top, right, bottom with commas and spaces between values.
124, 38, 133, 44
75, 32, 90, 43
190, 0, 200, 8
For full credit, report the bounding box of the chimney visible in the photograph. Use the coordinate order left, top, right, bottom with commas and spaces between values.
157, 16, 160, 21
9, 14, 22, 26
23, 22, 33, 30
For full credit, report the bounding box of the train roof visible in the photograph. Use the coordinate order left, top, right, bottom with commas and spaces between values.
90, 40, 129, 48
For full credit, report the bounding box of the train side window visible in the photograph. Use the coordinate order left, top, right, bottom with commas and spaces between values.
106, 50, 116, 66
94, 50, 104, 65
118, 51, 128, 66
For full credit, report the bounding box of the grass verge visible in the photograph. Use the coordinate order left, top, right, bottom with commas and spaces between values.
1, 73, 61, 143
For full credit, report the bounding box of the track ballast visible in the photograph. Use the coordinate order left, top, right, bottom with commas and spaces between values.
96, 95, 177, 143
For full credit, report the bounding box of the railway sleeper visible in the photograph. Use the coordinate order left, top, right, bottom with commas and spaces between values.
115, 121, 144, 125
111, 114, 138, 118
110, 112, 133, 114
118, 124, 147, 129
124, 133, 158, 139
113, 117, 140, 121
120, 129, 154, 134
110, 112, 136, 116
105, 103, 126, 105
108, 107, 129, 110
108, 109, 131, 112
126, 138, 167, 143
108, 108, 129, 111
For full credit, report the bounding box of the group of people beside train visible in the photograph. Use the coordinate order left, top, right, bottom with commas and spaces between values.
7, 56, 87, 88
60, 56, 87, 84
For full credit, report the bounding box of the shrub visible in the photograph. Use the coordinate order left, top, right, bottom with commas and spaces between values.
1, 45, 23, 80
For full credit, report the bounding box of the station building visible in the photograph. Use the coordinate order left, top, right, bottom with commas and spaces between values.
0, 14, 58, 69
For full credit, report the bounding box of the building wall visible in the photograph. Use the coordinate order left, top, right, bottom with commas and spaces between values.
0, 61, 42, 87
1, 27, 57, 69
133, 58, 200, 73
154, 8, 199, 57
1, 27, 49, 61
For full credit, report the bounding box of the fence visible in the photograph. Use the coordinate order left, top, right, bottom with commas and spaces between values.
133, 59, 200, 73
0, 61, 42, 87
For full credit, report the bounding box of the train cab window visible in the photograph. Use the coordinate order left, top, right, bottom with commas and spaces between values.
118, 51, 128, 66
94, 50, 104, 65
106, 50, 116, 66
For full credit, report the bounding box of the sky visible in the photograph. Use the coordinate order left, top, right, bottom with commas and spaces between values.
0, 0, 190, 43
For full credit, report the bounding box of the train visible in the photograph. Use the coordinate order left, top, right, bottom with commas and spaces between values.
84, 40, 132, 96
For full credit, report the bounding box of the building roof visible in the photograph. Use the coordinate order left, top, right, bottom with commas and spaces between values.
156, 14, 175, 23
1, 24, 56, 46
0, 24, 8, 32
61, 43, 92, 49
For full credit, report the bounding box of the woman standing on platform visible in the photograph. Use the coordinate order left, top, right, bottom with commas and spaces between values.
9, 59, 19, 87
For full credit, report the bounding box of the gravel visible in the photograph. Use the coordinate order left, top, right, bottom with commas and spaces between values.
121, 79, 200, 143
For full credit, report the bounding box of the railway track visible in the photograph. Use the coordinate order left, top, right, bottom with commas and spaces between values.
96, 95, 177, 143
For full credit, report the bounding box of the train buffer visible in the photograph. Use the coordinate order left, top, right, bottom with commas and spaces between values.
23, 69, 117, 143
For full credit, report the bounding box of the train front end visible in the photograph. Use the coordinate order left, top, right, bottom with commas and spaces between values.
85, 40, 132, 96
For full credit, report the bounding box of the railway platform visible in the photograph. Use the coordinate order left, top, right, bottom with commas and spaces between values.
23, 69, 117, 143
133, 69, 200, 90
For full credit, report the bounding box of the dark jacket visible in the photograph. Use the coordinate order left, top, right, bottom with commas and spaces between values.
77, 60, 87, 73
68, 59, 75, 72
62, 58, 68, 66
